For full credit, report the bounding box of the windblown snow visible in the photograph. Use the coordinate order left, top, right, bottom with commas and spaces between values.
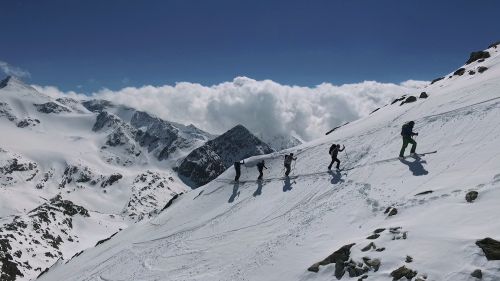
33, 44, 500, 281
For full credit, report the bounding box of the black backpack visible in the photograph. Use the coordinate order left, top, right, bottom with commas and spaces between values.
329, 144, 337, 155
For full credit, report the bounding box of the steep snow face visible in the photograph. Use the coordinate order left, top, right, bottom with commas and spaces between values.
39, 44, 500, 281
178, 124, 274, 188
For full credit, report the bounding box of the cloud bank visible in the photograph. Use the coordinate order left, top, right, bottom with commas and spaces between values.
0, 60, 31, 78
35, 77, 428, 141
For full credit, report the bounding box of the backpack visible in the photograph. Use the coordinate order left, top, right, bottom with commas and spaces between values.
329, 144, 337, 155
401, 122, 413, 136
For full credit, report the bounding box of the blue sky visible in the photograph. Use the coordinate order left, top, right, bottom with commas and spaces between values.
1, 0, 500, 92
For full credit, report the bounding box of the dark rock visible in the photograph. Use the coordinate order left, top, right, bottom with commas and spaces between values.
454, 68, 466, 76
178, 125, 273, 188
405, 255, 413, 263
34, 102, 71, 114
469, 70, 476, 75
161, 193, 182, 211
466, 191, 479, 203
466, 51, 490, 64
81, 99, 113, 112
415, 190, 433, 196
375, 247, 385, 252
0, 253, 24, 281
374, 228, 385, 234
361, 242, 375, 252
391, 265, 417, 280
307, 243, 355, 278
419, 92, 428, 99
478, 66, 488, 73
95, 231, 119, 246
400, 96, 417, 106
489, 41, 500, 49
471, 269, 482, 279
430, 77, 444, 84
391, 96, 406, 105
476, 238, 500, 260
101, 174, 123, 188
367, 234, 380, 240
17, 118, 40, 128
385, 207, 398, 216
370, 107, 380, 114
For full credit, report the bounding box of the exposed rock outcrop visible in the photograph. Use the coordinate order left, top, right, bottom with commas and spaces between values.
178, 125, 273, 188
476, 237, 500, 260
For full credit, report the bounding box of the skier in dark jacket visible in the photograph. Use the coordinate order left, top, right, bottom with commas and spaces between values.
257, 160, 268, 180
399, 121, 418, 158
284, 153, 297, 177
234, 160, 245, 182
328, 144, 345, 170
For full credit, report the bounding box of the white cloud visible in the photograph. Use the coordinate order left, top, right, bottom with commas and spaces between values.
0, 60, 31, 78
34, 77, 428, 141
400, 79, 429, 89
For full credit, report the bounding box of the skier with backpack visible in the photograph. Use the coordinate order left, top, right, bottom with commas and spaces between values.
328, 143, 345, 170
399, 121, 418, 159
233, 160, 245, 182
284, 153, 297, 177
257, 160, 268, 180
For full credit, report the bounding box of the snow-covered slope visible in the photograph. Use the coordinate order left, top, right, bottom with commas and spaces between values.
0, 79, 190, 280
38, 44, 500, 281
0, 76, 279, 281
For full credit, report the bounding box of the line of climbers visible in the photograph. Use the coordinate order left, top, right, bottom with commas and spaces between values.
233, 121, 419, 182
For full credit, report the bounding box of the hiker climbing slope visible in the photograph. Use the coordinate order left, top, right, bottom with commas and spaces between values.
328, 144, 345, 170
399, 121, 418, 159
257, 160, 268, 180
284, 153, 297, 177
233, 160, 245, 182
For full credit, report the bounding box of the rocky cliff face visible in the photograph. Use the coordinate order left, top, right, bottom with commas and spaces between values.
178, 125, 274, 187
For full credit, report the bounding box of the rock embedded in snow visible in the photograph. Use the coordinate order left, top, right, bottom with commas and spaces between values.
366, 233, 380, 240
419, 92, 428, 99
471, 269, 482, 279
466, 51, 490, 65
361, 242, 376, 252
466, 191, 479, 202
16, 118, 40, 128
391, 96, 406, 105
476, 238, 500, 260
390, 265, 418, 280
400, 96, 417, 106
34, 102, 71, 114
385, 207, 398, 216
415, 190, 433, 196
454, 68, 466, 76
307, 243, 355, 278
405, 255, 413, 263
489, 41, 500, 48
478, 66, 488, 73
430, 77, 444, 84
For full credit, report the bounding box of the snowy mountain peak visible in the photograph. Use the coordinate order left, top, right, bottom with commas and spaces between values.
178, 124, 273, 187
